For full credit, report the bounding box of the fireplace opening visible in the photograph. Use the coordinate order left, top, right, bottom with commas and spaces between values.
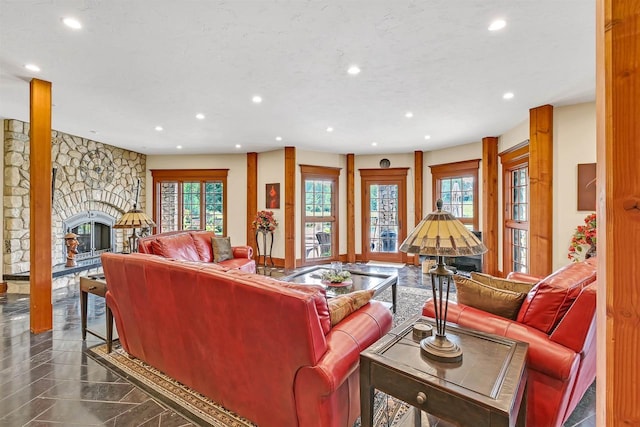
63, 211, 116, 261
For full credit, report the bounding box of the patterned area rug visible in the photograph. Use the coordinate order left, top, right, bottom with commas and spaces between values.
86, 284, 432, 427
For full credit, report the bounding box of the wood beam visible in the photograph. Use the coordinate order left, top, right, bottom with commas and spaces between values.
413, 151, 423, 265
346, 154, 356, 263
597, 1, 640, 425
29, 78, 53, 333
246, 153, 258, 257
528, 104, 553, 277
284, 147, 296, 269
482, 137, 499, 275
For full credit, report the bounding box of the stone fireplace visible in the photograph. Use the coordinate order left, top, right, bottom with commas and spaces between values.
3, 119, 147, 284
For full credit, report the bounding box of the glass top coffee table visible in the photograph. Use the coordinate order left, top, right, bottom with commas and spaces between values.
282, 265, 397, 313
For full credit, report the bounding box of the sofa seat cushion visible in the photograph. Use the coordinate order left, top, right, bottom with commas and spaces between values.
454, 275, 527, 320
219, 258, 256, 272
517, 260, 597, 334
150, 233, 200, 261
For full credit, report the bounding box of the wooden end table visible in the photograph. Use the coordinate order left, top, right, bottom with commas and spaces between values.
360, 315, 528, 427
80, 275, 115, 352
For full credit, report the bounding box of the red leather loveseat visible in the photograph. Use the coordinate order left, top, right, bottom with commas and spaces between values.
101, 253, 393, 427
423, 258, 597, 427
138, 229, 256, 273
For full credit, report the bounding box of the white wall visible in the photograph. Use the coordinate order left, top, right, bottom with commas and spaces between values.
145, 154, 248, 245
553, 102, 596, 270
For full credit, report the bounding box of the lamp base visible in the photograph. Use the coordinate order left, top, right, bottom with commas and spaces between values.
420, 334, 462, 363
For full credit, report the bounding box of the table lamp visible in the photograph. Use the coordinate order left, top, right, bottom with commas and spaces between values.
114, 179, 156, 253
399, 199, 487, 362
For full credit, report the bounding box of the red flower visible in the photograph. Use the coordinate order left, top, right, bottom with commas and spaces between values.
568, 213, 597, 262
252, 210, 278, 231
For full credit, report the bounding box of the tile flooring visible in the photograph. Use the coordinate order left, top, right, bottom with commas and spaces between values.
0, 265, 596, 426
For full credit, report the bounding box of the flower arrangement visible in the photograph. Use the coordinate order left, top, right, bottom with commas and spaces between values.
568, 212, 597, 262
321, 270, 351, 283
252, 210, 278, 231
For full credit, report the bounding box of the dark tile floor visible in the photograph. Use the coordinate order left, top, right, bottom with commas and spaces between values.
0, 265, 596, 426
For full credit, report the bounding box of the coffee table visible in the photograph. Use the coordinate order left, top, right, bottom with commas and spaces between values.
282, 265, 397, 313
360, 315, 528, 426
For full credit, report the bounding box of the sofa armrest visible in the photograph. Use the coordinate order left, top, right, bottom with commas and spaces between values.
549, 283, 597, 353
231, 245, 253, 259
423, 300, 579, 381
295, 301, 392, 395
506, 271, 543, 283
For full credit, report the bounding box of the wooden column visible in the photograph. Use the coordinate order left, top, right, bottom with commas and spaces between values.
413, 150, 423, 265
597, 1, 640, 425
284, 147, 296, 269
346, 154, 356, 263
482, 137, 499, 275
528, 104, 553, 277
29, 78, 53, 333
246, 153, 258, 257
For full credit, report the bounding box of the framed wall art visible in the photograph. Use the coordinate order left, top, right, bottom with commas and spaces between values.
266, 183, 280, 209
577, 163, 596, 211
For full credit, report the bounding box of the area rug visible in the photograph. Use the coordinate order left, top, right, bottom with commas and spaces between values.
88, 343, 413, 427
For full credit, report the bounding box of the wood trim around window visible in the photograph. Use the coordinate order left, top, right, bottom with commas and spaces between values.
500, 151, 530, 275
151, 169, 229, 235
429, 159, 480, 230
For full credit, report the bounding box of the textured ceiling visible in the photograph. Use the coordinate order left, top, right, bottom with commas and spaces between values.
0, 1, 595, 155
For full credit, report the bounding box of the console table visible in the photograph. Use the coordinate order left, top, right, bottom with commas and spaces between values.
80, 275, 115, 352
360, 315, 528, 426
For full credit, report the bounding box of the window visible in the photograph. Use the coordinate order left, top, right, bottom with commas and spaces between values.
300, 165, 340, 264
501, 145, 529, 274
151, 169, 228, 234
430, 160, 480, 230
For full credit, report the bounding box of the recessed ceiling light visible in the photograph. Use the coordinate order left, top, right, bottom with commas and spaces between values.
62, 17, 82, 30
252, 95, 262, 104
424, 135, 431, 140
489, 19, 506, 31
503, 92, 515, 100
25, 64, 40, 72
371, 142, 378, 146
326, 127, 334, 132
275, 136, 283, 141
176, 145, 183, 150
235, 144, 241, 149
195, 113, 205, 120
405, 112, 414, 118
155, 126, 163, 131
89, 130, 97, 134
347, 65, 361, 75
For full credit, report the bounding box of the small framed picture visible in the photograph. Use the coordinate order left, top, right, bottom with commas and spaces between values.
266, 183, 280, 209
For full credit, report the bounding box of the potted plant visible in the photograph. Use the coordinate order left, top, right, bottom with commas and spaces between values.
252, 210, 278, 232
568, 213, 597, 262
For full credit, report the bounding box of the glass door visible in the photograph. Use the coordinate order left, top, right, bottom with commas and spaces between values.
360, 169, 407, 263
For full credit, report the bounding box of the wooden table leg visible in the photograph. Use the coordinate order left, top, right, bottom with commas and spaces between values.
106, 307, 114, 353
80, 290, 88, 340
359, 358, 374, 427
392, 282, 397, 313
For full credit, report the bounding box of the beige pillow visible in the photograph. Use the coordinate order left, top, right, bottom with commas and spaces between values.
327, 289, 375, 326
470, 271, 535, 294
211, 236, 233, 263
454, 275, 526, 320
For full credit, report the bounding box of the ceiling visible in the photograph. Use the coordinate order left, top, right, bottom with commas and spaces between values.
0, 1, 595, 156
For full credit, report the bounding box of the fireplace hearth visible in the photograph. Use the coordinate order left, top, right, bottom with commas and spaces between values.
63, 211, 116, 261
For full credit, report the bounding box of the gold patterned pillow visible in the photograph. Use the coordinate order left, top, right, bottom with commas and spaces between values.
470, 271, 536, 294
454, 275, 527, 320
211, 237, 233, 263
327, 289, 375, 326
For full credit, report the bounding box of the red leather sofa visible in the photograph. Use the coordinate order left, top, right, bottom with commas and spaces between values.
138, 229, 256, 273
423, 258, 597, 427
101, 253, 393, 427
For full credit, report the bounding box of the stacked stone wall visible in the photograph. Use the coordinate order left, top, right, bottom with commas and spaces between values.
3, 119, 147, 275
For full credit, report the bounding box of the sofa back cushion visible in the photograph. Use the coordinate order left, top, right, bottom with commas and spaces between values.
454, 275, 527, 320
150, 233, 200, 261
517, 260, 597, 334
190, 231, 215, 262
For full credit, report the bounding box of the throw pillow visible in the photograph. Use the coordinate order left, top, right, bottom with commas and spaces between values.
454, 275, 527, 320
211, 236, 233, 263
470, 271, 536, 294
327, 289, 375, 326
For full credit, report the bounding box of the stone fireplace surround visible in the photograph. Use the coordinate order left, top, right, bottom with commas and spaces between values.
3, 119, 147, 290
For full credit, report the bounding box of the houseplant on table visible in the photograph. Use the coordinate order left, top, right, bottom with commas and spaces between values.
252, 210, 278, 232
568, 212, 597, 262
